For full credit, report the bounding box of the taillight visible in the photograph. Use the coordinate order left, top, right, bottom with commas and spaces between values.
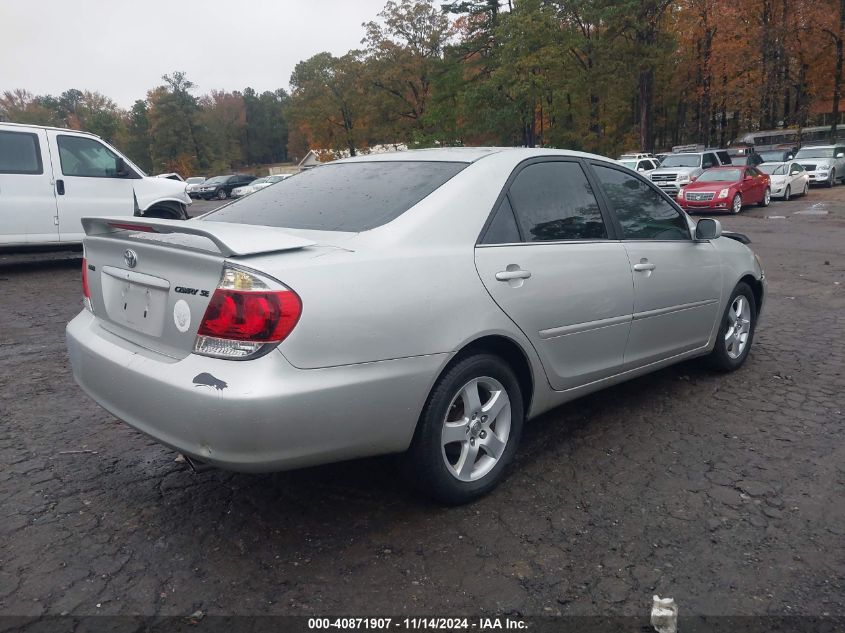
81, 257, 92, 311
194, 265, 302, 359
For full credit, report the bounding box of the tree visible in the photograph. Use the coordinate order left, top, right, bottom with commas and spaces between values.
289, 52, 366, 156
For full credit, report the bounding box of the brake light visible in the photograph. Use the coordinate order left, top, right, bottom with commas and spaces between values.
108, 222, 157, 233
81, 257, 92, 311
194, 265, 302, 359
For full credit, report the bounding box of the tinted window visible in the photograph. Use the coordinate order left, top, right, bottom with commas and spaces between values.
481, 197, 521, 244
592, 165, 690, 241
0, 131, 42, 174
702, 153, 717, 168
507, 161, 606, 242
207, 161, 467, 232
58, 135, 122, 177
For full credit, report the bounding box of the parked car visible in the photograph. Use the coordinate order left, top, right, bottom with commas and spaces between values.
617, 157, 660, 175
185, 177, 207, 199
794, 145, 845, 187
676, 166, 771, 214
0, 122, 190, 248
618, 153, 655, 161
254, 174, 291, 191
67, 147, 765, 504
758, 162, 810, 200
727, 150, 765, 167
232, 174, 291, 198
196, 174, 256, 200
758, 149, 796, 163
649, 149, 731, 196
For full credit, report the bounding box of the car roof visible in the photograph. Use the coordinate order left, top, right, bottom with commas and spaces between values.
799, 145, 835, 149
705, 165, 745, 170
0, 121, 102, 138
336, 146, 619, 165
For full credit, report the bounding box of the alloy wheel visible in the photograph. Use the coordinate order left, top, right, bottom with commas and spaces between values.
441, 376, 511, 482
725, 295, 751, 360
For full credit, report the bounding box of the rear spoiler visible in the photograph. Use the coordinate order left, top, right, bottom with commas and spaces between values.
81, 216, 316, 257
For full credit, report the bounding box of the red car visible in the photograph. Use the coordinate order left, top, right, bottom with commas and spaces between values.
676, 166, 771, 214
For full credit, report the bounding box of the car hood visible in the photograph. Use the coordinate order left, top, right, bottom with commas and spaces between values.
682, 181, 738, 192
651, 166, 698, 176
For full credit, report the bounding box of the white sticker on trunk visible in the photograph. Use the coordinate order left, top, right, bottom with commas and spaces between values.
173, 299, 191, 333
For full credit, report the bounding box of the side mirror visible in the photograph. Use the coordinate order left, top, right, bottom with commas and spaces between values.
695, 218, 722, 241
115, 157, 129, 178
637, 167, 645, 172
744, 174, 753, 180
689, 175, 697, 182
787, 154, 793, 160
837, 153, 844, 158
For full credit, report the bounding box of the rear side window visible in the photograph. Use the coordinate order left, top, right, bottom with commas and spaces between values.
507, 161, 607, 241
0, 131, 43, 174
481, 197, 521, 244
207, 161, 467, 232
592, 164, 690, 241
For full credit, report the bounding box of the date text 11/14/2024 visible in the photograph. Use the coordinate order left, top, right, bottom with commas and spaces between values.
307, 618, 527, 630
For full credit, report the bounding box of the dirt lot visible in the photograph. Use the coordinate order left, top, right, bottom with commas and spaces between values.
1, 187, 843, 620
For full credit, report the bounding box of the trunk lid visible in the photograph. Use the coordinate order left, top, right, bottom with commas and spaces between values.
81, 217, 317, 359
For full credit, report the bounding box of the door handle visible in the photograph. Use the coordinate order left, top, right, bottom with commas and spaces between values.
495, 269, 532, 281
56, 179, 65, 195
633, 261, 656, 272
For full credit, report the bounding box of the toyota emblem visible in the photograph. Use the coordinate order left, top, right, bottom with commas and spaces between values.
124, 249, 138, 269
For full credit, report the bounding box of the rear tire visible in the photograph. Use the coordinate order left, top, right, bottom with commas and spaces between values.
707, 282, 757, 372
783, 185, 791, 201
758, 187, 771, 207
802, 182, 809, 196
406, 354, 524, 505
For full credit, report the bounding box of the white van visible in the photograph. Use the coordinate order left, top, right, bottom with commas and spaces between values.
0, 122, 191, 248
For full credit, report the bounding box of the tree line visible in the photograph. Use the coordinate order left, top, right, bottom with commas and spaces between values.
1, 0, 842, 174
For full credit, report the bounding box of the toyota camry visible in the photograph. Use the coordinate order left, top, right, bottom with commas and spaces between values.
66, 148, 765, 504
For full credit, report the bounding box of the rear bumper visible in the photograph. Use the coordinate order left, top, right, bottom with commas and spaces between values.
66, 310, 447, 472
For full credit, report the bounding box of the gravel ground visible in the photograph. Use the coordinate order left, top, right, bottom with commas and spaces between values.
1, 187, 843, 620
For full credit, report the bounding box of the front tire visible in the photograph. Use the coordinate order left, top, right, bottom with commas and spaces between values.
707, 282, 757, 372
731, 194, 742, 214
406, 354, 524, 505
829, 169, 836, 188
758, 187, 771, 207
217, 189, 228, 200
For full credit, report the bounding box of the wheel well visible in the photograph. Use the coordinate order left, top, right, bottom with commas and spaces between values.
740, 274, 764, 316
449, 335, 534, 415
142, 201, 186, 220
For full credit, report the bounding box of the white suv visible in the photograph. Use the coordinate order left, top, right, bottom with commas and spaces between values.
794, 145, 845, 187
0, 123, 191, 248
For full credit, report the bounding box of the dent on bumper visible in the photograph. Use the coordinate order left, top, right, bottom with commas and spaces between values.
66, 311, 448, 472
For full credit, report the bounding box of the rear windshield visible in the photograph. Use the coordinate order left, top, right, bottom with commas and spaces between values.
204, 161, 467, 232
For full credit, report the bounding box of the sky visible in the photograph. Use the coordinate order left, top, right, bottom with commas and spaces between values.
0, 0, 391, 107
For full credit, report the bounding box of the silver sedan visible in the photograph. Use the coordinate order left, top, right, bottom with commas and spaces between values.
66, 148, 765, 504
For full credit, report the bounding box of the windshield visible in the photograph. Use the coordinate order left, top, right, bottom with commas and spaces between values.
795, 148, 835, 159
618, 160, 636, 169
661, 154, 701, 168
186, 177, 205, 184
205, 161, 468, 232
205, 176, 228, 185
267, 175, 286, 182
696, 169, 742, 182
759, 164, 787, 176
